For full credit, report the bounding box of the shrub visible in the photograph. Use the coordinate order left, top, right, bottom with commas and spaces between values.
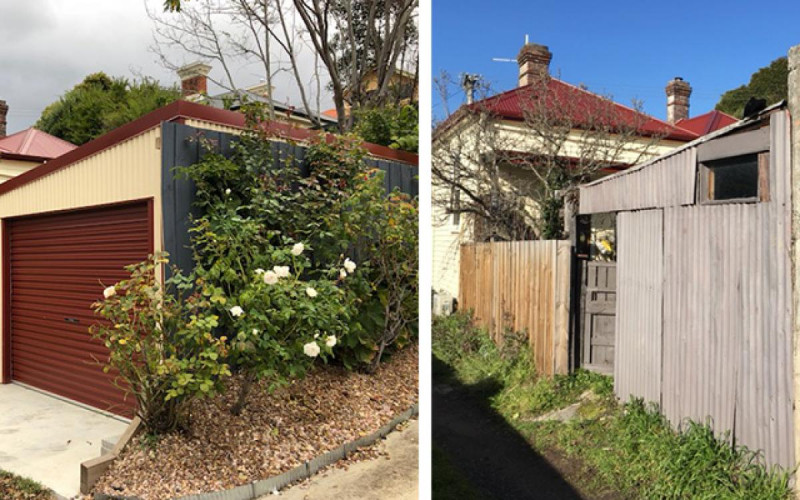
182, 127, 417, 374
220, 243, 354, 415
91, 254, 230, 434
361, 190, 418, 372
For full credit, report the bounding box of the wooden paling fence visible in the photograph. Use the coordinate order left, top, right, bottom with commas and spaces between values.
459, 240, 571, 376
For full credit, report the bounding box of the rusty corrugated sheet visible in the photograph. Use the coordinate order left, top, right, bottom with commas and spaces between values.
615, 209, 663, 405
579, 148, 696, 214
459, 240, 570, 376
612, 110, 794, 469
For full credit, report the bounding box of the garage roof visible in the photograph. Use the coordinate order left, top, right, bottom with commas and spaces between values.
0, 100, 417, 199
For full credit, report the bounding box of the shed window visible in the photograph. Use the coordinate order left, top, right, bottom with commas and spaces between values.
700, 153, 768, 203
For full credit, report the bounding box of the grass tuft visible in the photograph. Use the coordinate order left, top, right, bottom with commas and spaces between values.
433, 312, 794, 499
0, 470, 51, 500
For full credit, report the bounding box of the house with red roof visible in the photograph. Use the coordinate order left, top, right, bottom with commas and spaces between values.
0, 100, 76, 183
431, 41, 736, 313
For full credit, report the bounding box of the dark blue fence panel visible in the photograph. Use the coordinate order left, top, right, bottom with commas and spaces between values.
161, 122, 417, 278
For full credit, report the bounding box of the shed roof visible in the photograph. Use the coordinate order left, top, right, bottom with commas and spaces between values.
578, 102, 785, 215
582, 101, 784, 190
0, 100, 417, 199
0, 128, 76, 161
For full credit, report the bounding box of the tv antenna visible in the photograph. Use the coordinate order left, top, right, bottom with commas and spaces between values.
461, 73, 481, 104
492, 34, 529, 63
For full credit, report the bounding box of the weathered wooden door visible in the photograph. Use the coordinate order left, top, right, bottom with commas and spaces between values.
580, 261, 616, 374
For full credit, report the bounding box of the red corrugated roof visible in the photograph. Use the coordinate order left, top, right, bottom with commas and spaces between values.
0, 128, 76, 159
457, 79, 699, 142
675, 110, 738, 136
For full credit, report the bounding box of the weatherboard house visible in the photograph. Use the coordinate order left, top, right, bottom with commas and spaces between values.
0, 100, 77, 182
430, 41, 736, 314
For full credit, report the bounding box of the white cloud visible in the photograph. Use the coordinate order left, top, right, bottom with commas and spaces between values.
0, 0, 332, 134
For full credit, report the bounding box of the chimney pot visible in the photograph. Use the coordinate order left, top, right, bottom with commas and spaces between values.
665, 77, 692, 124
0, 100, 7, 138
517, 43, 552, 87
177, 62, 212, 98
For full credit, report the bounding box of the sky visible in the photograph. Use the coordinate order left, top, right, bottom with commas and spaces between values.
433, 0, 800, 124
0, 0, 330, 134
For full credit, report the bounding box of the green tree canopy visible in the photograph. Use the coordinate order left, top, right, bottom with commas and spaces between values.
36, 73, 180, 145
715, 57, 788, 118
354, 104, 418, 152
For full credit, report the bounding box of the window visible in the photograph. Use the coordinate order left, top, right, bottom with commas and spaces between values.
699, 153, 768, 203
451, 156, 461, 225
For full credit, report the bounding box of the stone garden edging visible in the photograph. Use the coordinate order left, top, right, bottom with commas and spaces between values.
93, 403, 419, 500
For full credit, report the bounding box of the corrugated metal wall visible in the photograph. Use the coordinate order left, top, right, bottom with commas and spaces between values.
579, 149, 696, 214
615, 209, 663, 404
459, 240, 571, 376
610, 111, 794, 469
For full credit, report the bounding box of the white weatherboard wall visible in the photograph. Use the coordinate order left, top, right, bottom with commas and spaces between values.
431, 183, 463, 310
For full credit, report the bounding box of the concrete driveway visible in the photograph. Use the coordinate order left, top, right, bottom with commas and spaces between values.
0, 383, 128, 498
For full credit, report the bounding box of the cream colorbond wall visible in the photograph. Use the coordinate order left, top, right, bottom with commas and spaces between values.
0, 126, 164, 381
0, 159, 39, 184
184, 119, 244, 135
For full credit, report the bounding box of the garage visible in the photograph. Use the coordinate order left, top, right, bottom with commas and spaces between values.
0, 100, 416, 417
8, 201, 152, 416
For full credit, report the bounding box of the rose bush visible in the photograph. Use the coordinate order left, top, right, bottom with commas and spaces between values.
180, 119, 417, 386
91, 253, 231, 434
221, 242, 352, 414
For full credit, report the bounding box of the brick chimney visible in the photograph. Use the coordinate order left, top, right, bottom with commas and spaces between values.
665, 77, 692, 123
0, 100, 7, 137
177, 62, 212, 98
517, 43, 552, 87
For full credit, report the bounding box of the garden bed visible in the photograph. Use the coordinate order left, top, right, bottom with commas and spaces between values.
92, 345, 418, 499
0, 470, 52, 500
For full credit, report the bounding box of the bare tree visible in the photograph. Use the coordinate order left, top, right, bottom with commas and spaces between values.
150, 0, 418, 131
432, 72, 667, 241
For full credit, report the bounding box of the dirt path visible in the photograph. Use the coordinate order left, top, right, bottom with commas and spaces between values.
433, 360, 585, 500
269, 420, 418, 500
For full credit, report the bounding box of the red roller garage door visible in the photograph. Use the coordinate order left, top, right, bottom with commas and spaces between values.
8, 201, 152, 417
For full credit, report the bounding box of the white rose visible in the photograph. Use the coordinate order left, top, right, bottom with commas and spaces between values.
303, 341, 320, 358
252, 328, 259, 336
230, 306, 244, 317
343, 258, 356, 273
263, 270, 279, 285
254, 268, 265, 275
325, 335, 337, 348
273, 265, 290, 278
339, 268, 347, 279
103, 286, 116, 299
225, 188, 231, 195
291, 242, 305, 256
305, 287, 318, 298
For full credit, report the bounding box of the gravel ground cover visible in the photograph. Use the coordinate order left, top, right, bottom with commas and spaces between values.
93, 345, 418, 499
